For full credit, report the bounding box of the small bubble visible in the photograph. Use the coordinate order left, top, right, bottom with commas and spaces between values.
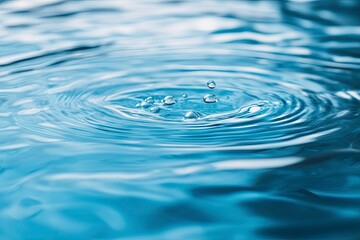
145, 96, 155, 104
163, 96, 176, 105
149, 106, 160, 113
140, 101, 152, 108
203, 94, 217, 103
183, 111, 201, 120
182, 93, 188, 98
207, 80, 216, 89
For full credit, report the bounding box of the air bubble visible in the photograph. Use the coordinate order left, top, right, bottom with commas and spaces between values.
149, 106, 160, 113
182, 93, 188, 98
207, 80, 216, 89
203, 94, 217, 103
140, 101, 152, 108
183, 111, 201, 120
163, 96, 176, 105
145, 96, 155, 104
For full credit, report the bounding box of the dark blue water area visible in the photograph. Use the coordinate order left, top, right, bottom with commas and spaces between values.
0, 0, 360, 239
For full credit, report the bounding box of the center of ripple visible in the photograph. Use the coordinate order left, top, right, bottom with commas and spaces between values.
105, 87, 258, 122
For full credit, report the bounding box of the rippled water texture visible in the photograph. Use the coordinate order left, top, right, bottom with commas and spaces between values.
1, 0, 360, 239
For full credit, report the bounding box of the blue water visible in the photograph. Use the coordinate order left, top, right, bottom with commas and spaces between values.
1, 0, 360, 239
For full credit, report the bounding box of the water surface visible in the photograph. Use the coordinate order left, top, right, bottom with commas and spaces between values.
0, 0, 360, 239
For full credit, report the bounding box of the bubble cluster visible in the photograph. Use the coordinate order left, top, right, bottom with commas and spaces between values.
133, 81, 220, 121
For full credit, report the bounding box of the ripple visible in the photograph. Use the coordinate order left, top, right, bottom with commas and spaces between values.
9, 62, 348, 157
1, 0, 360, 239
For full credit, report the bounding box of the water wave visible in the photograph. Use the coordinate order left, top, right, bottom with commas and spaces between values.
0, 0, 359, 239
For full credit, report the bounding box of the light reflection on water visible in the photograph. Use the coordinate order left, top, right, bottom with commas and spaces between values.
0, 0, 360, 239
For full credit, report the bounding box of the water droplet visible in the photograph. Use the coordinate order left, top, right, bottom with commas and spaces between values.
136, 102, 141, 108
183, 111, 201, 120
163, 96, 176, 105
207, 80, 216, 89
182, 93, 188, 98
140, 101, 152, 108
145, 96, 155, 104
149, 106, 160, 113
203, 94, 217, 103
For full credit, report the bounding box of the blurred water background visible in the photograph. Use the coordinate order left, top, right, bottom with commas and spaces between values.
0, 0, 360, 239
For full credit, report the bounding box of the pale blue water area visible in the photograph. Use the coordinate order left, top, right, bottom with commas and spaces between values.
0, 0, 360, 239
